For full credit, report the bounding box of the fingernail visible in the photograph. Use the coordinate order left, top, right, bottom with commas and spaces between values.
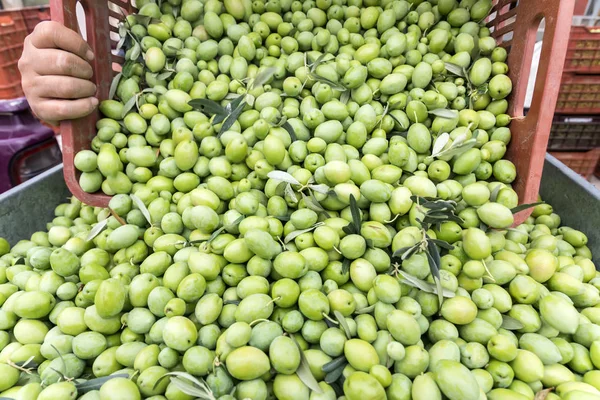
91, 97, 99, 107
86, 50, 95, 61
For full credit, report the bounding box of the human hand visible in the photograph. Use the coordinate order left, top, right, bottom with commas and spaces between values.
18, 21, 98, 125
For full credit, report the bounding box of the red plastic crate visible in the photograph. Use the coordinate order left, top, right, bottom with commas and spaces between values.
551, 148, 600, 180
564, 25, 600, 74
0, 11, 28, 100
548, 115, 600, 151
555, 73, 600, 114
52, 0, 576, 225
21, 5, 51, 34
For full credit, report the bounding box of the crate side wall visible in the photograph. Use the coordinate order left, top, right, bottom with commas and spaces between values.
0, 164, 70, 245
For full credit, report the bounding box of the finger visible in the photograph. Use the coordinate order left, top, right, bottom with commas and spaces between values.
34, 76, 97, 100
34, 97, 99, 122
33, 49, 94, 80
30, 21, 94, 62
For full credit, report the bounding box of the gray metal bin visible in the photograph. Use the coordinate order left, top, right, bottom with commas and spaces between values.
1, 156, 599, 263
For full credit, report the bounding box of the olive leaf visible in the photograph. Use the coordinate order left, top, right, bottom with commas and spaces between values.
340, 90, 351, 104
285, 184, 298, 203
425, 238, 444, 306
157, 70, 174, 80
322, 356, 347, 373
355, 305, 376, 314
310, 53, 331, 73
291, 335, 323, 394
284, 222, 325, 244
308, 184, 331, 195
444, 62, 466, 77
333, 310, 352, 339
349, 194, 362, 234
219, 100, 246, 134
109, 72, 122, 100
129, 42, 141, 61
130, 194, 152, 226
281, 120, 297, 141
389, 111, 407, 129
510, 202, 544, 214
188, 99, 227, 116
309, 72, 347, 91
325, 364, 346, 384
122, 94, 139, 118
213, 96, 244, 124
428, 109, 459, 119
431, 132, 450, 157
76, 374, 129, 394
501, 315, 524, 330
396, 270, 456, 298
341, 258, 351, 275
250, 67, 277, 90
204, 215, 244, 248
490, 184, 502, 203
86, 218, 109, 242
267, 171, 301, 186
302, 192, 331, 219
157, 372, 216, 400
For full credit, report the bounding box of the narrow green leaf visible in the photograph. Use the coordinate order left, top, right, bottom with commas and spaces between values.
429, 238, 454, 250
76, 374, 129, 394
86, 218, 109, 242
251, 67, 277, 89
321, 356, 348, 373
501, 315, 524, 330
281, 120, 297, 141
389, 111, 407, 129
309, 73, 347, 91
130, 42, 141, 61
349, 195, 362, 234
205, 215, 244, 248
308, 184, 330, 195
511, 202, 544, 214
341, 258, 351, 275
291, 336, 324, 393
302, 193, 331, 219
109, 72, 122, 100
325, 364, 346, 384
397, 270, 455, 298
131, 194, 152, 226
445, 62, 466, 77
219, 100, 246, 134
121, 94, 138, 118
354, 305, 376, 314
188, 99, 227, 116
429, 109, 459, 119
267, 171, 301, 186
285, 183, 298, 203
490, 184, 502, 203
334, 311, 352, 339
432, 132, 450, 157
157, 71, 174, 80
310, 53, 329, 73
340, 90, 351, 104
284, 223, 324, 244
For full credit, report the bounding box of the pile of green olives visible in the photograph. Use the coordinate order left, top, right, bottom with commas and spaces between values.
0, 0, 598, 399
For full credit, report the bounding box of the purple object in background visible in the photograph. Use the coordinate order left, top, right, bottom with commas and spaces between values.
0, 97, 62, 195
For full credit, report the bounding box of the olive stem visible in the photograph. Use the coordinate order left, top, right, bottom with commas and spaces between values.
322, 313, 339, 325
249, 318, 270, 327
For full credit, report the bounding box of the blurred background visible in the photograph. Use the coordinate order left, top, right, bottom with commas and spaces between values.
1, 0, 600, 195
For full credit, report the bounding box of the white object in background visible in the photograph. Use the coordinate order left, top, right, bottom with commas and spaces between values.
2, 0, 24, 9
525, 41, 543, 110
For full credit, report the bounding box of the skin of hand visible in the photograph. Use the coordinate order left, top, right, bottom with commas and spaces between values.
18, 21, 99, 125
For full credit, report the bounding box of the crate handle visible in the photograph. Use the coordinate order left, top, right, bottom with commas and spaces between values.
488, 0, 576, 224
50, 0, 115, 207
